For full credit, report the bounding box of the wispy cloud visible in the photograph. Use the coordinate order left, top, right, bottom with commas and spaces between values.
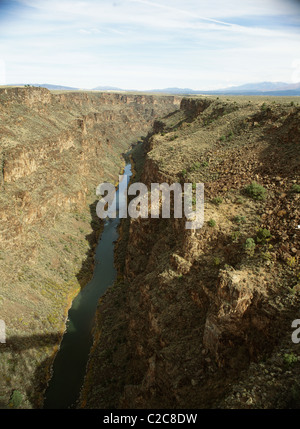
130, 0, 235, 26
0, 0, 299, 89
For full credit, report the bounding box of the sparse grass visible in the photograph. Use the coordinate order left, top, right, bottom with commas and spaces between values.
233, 215, 246, 224
236, 196, 244, 205
227, 130, 234, 141
191, 162, 201, 171
219, 131, 234, 142
212, 196, 223, 206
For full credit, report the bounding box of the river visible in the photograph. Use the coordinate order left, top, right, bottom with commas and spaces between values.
43, 163, 132, 409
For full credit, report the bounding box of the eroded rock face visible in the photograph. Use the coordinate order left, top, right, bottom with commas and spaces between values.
0, 87, 180, 408
81, 96, 300, 409
203, 269, 256, 359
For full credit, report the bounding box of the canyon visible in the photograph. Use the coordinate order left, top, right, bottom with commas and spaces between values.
0, 87, 180, 408
80, 95, 300, 409
0, 87, 299, 408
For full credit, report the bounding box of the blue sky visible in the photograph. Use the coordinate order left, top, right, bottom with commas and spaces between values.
0, 0, 300, 89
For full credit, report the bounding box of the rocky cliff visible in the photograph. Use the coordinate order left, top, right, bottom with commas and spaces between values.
81, 95, 300, 409
0, 87, 180, 408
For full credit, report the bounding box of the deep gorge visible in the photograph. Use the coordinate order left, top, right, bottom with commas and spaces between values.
0, 88, 300, 409
0, 87, 180, 408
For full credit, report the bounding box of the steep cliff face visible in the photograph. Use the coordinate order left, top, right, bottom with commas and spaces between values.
0, 87, 180, 408
81, 96, 300, 409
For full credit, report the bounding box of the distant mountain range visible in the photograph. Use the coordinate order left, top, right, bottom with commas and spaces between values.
149, 82, 300, 96
223, 82, 300, 92
5, 83, 79, 90
4, 81, 300, 95
93, 85, 124, 91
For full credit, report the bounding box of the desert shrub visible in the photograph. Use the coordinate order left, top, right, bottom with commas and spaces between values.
256, 228, 271, 244
208, 219, 216, 227
261, 102, 267, 110
283, 352, 298, 367
286, 256, 297, 268
233, 215, 246, 224
292, 184, 300, 193
244, 238, 256, 256
9, 390, 23, 408
244, 182, 266, 200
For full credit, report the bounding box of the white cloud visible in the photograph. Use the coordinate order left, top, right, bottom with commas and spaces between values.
1, 0, 299, 89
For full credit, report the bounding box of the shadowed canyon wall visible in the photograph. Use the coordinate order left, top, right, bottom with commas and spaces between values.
81, 96, 300, 409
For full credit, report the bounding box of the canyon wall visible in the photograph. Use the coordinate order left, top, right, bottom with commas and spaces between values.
0, 87, 180, 408
81, 96, 300, 409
